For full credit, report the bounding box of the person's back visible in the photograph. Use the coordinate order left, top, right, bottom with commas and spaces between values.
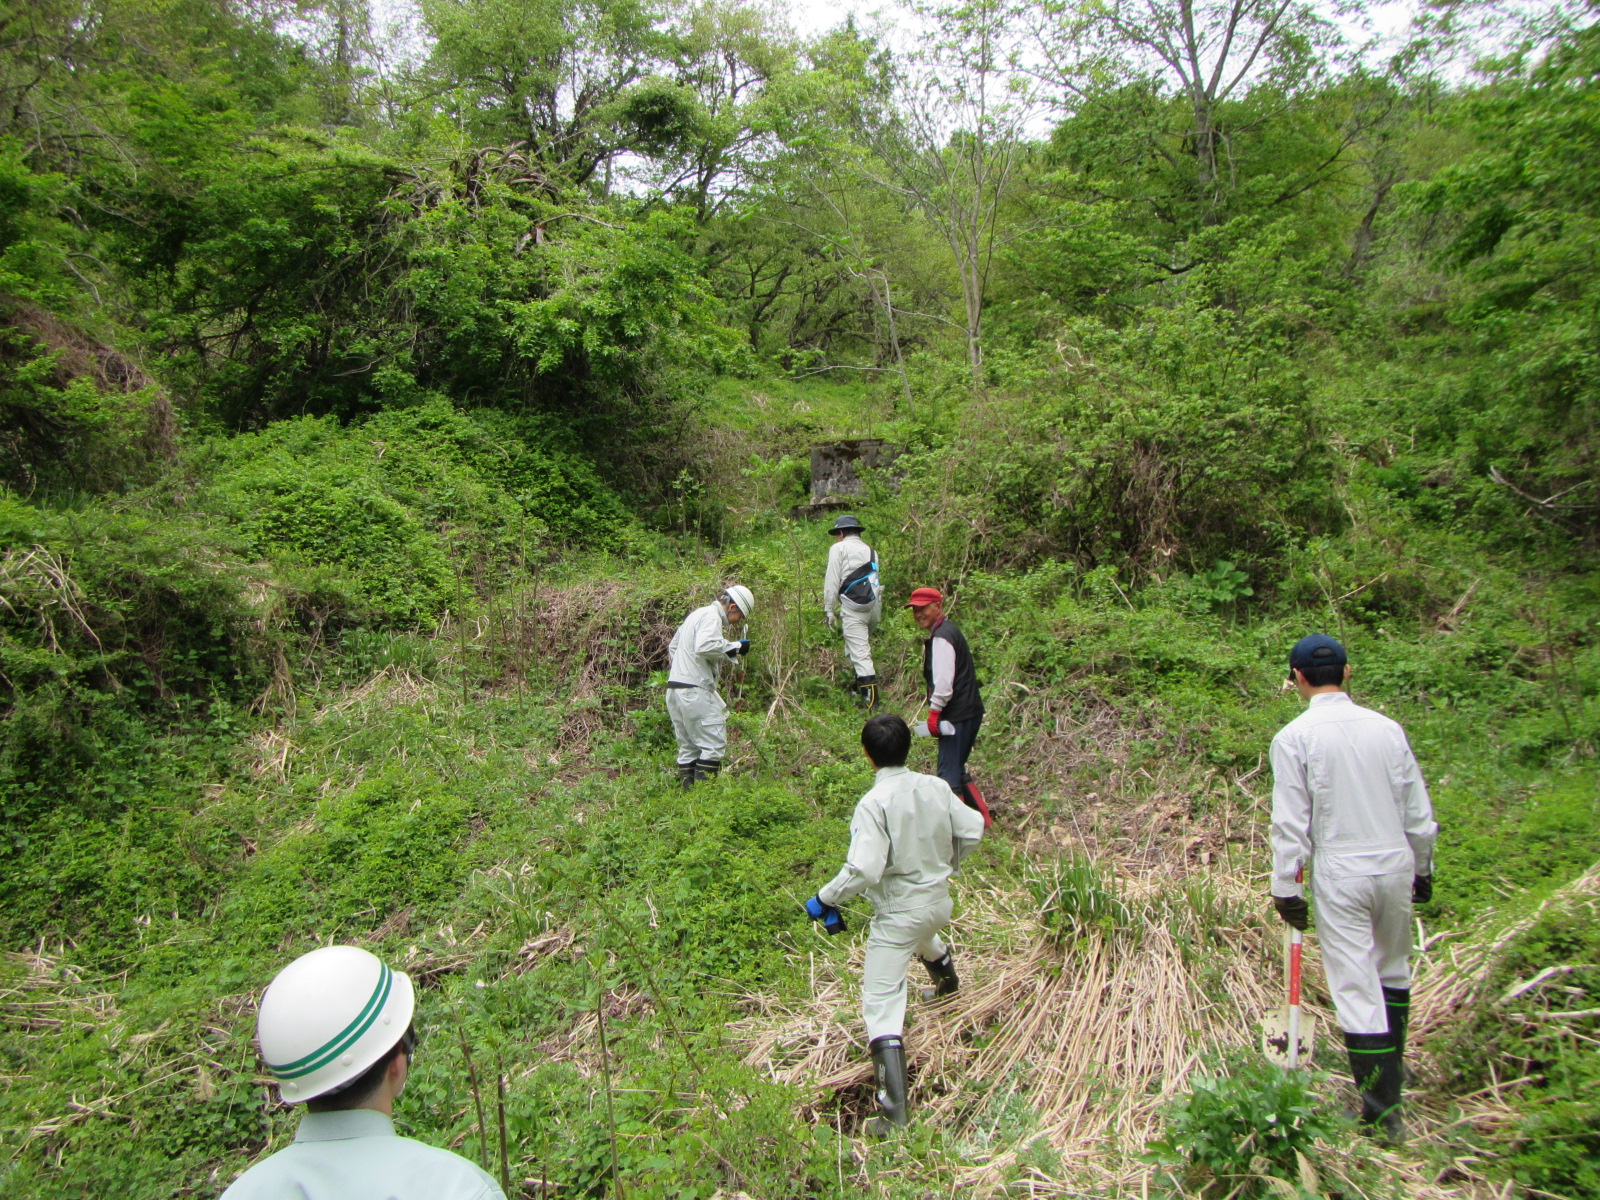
1271, 692, 1432, 886
222, 1110, 500, 1200
854, 765, 970, 910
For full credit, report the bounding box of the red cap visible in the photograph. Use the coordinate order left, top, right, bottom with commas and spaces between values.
905, 587, 943, 608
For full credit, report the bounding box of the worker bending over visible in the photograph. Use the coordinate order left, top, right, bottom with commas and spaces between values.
221, 945, 505, 1199
822, 513, 882, 710
1270, 634, 1438, 1141
665, 585, 753, 787
805, 714, 986, 1133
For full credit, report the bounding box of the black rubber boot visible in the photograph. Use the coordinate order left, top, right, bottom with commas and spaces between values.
1345, 1031, 1403, 1143
1383, 985, 1415, 1086
919, 951, 959, 1002
693, 758, 721, 783
867, 1035, 909, 1134
859, 675, 880, 712
677, 762, 697, 790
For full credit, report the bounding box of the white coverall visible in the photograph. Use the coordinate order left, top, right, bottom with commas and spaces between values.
221, 1109, 505, 1200
818, 765, 986, 1040
665, 601, 743, 766
823, 534, 881, 677
1270, 692, 1438, 1035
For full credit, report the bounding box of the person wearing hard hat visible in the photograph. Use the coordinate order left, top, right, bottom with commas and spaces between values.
220, 945, 505, 1199
822, 513, 882, 710
1270, 634, 1438, 1143
664, 585, 753, 787
906, 587, 990, 825
803, 714, 986, 1133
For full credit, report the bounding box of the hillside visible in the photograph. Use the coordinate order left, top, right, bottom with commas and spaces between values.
4, 0, 1600, 1194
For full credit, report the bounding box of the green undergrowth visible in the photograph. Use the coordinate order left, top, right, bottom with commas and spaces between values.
3, 457, 1599, 1196
0, 581, 998, 1196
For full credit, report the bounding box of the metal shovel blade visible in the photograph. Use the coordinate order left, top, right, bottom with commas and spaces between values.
1260, 1007, 1318, 1068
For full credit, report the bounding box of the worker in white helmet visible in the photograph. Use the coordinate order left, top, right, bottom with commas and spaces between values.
221, 945, 505, 1200
822, 513, 882, 710
665, 584, 753, 787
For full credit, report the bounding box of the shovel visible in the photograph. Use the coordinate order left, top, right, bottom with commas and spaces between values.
1261, 919, 1317, 1069
1261, 867, 1317, 1068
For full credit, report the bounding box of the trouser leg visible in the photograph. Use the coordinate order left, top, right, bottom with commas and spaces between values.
840, 604, 878, 677
1313, 873, 1394, 1036
1317, 872, 1411, 1141
862, 899, 953, 1041
935, 716, 983, 811
665, 690, 699, 768
667, 687, 727, 782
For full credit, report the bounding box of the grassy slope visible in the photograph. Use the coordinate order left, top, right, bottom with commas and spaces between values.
2, 380, 1598, 1198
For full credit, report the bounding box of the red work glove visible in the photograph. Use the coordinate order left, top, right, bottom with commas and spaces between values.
927, 709, 942, 738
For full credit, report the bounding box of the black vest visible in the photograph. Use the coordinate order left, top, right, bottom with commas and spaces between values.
923, 619, 984, 723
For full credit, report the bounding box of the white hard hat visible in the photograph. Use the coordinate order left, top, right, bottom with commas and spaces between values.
722, 584, 754, 619
256, 945, 416, 1104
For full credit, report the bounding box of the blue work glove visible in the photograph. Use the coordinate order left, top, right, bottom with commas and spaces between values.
804, 895, 846, 935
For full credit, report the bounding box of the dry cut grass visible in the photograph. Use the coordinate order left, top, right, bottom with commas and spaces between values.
730, 839, 1568, 1199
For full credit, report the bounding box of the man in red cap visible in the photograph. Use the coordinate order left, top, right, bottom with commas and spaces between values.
906, 588, 989, 823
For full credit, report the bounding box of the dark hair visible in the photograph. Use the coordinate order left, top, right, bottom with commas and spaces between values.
1298, 662, 1346, 688
306, 1025, 416, 1112
862, 714, 910, 767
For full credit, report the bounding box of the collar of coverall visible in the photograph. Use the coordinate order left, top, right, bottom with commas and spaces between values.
293, 1110, 396, 1143
1307, 691, 1352, 708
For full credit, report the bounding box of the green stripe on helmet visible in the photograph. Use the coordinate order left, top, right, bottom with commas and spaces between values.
267, 963, 393, 1080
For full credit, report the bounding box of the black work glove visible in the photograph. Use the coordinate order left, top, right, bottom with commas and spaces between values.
1273, 895, 1310, 931
737, 639, 751, 656
1412, 874, 1433, 904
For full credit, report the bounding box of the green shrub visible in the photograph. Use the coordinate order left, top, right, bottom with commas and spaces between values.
1147, 1054, 1350, 1197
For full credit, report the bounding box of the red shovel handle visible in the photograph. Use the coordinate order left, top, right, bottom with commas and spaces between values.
1288, 930, 1303, 1006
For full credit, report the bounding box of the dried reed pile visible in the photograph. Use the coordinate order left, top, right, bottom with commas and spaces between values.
1411, 860, 1600, 1046
732, 843, 1553, 1198
732, 867, 1308, 1194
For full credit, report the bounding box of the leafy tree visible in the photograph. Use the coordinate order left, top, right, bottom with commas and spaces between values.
1406, 15, 1600, 540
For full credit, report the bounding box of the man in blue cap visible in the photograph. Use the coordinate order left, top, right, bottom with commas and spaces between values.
1269, 634, 1438, 1142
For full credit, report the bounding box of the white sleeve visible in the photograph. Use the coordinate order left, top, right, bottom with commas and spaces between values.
948, 784, 985, 870
1269, 732, 1313, 898
823, 544, 843, 617
928, 639, 956, 710
1396, 732, 1438, 876
691, 609, 740, 658
818, 799, 889, 906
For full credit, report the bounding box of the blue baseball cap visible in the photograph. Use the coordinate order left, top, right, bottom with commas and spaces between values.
1288, 634, 1347, 677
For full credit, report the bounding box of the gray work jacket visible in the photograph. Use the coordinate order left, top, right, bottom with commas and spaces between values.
819, 765, 985, 914
667, 602, 742, 689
